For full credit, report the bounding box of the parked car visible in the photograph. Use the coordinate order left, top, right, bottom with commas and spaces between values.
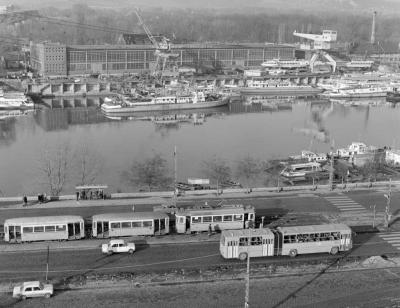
13, 281, 53, 300
101, 239, 136, 255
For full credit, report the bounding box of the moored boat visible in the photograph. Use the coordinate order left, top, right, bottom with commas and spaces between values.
240, 80, 322, 95
0, 89, 34, 110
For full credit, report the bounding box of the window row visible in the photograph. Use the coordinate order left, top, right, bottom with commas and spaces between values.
22, 225, 67, 233
283, 232, 341, 244
191, 214, 243, 224
238, 236, 272, 246
109, 221, 153, 229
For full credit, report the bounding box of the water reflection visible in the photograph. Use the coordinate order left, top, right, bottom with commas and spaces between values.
0, 118, 16, 147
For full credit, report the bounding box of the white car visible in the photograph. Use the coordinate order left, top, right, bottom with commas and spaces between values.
102, 239, 136, 255
13, 281, 53, 300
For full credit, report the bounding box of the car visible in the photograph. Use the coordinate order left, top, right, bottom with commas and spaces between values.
101, 239, 136, 255
13, 281, 53, 300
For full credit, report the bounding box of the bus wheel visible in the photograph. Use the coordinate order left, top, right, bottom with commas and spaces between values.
289, 249, 298, 258
330, 247, 339, 255
239, 252, 248, 261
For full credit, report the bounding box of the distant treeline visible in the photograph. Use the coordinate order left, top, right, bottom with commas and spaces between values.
6, 4, 400, 48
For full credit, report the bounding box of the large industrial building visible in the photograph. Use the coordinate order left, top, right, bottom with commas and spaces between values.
29, 41, 296, 77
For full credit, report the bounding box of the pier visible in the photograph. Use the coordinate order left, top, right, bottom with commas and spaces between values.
26, 81, 112, 97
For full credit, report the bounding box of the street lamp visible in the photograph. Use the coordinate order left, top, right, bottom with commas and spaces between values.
384, 179, 392, 228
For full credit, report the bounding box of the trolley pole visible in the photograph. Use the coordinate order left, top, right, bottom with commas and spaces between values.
45, 245, 49, 282
328, 139, 335, 190
384, 179, 392, 228
174, 145, 177, 207
371, 204, 376, 228
245, 254, 250, 308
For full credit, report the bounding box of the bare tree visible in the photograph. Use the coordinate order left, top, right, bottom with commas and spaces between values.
236, 155, 262, 191
263, 159, 283, 187
202, 156, 231, 191
122, 153, 172, 192
37, 143, 72, 196
75, 143, 103, 186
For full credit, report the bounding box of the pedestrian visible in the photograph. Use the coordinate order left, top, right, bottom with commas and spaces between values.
208, 224, 212, 236
76, 191, 80, 201
23, 195, 27, 206
38, 193, 41, 203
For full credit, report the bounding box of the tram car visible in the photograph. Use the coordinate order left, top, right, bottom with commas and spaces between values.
175, 204, 255, 234
4, 215, 85, 243
91, 212, 170, 238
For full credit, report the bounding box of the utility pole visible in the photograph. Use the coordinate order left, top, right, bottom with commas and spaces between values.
245, 254, 250, 308
45, 245, 49, 282
371, 204, 376, 228
329, 139, 335, 190
384, 179, 392, 228
174, 145, 177, 207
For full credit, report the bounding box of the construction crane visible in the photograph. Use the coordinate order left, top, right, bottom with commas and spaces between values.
133, 8, 178, 81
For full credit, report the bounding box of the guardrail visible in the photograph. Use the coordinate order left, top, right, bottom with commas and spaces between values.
0, 180, 399, 203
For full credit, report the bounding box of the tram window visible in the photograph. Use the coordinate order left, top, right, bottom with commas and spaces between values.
23, 227, 33, 233
132, 222, 142, 228
121, 222, 131, 228
203, 216, 212, 223
233, 214, 243, 221
223, 215, 233, 222
143, 221, 152, 227
251, 237, 262, 246
213, 216, 222, 222
192, 216, 201, 224
56, 225, 66, 231
111, 222, 121, 229
284, 235, 290, 243
34, 226, 44, 233
9, 226, 14, 232
179, 217, 184, 224
45, 226, 56, 232
239, 237, 249, 246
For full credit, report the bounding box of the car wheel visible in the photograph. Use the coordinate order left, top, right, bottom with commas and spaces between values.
107, 251, 113, 255
330, 246, 339, 255
289, 249, 298, 258
44, 293, 51, 298
128, 249, 134, 254
21, 295, 26, 300
239, 252, 248, 261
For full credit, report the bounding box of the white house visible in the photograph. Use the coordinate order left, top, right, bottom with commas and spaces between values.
386, 149, 400, 166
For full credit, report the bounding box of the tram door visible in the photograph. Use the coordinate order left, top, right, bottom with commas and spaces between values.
273, 231, 282, 256
96, 221, 103, 236
103, 221, 109, 236
8, 226, 15, 242
68, 223, 74, 238
154, 219, 160, 235
74, 222, 81, 238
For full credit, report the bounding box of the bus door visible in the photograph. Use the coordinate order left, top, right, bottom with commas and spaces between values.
340, 233, 352, 250
227, 240, 238, 258
160, 218, 166, 233
8, 225, 15, 242
154, 219, 160, 235
262, 237, 274, 256
15, 226, 21, 241
273, 231, 282, 256
96, 221, 103, 236
186, 216, 190, 232
103, 221, 109, 237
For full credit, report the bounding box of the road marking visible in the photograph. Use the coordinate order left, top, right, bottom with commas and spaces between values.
378, 232, 400, 250
324, 194, 367, 213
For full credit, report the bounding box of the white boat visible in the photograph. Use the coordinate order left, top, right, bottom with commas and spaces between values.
280, 162, 323, 178
101, 91, 228, 114
261, 59, 309, 69
0, 89, 34, 109
0, 109, 33, 120
240, 80, 322, 95
323, 84, 393, 98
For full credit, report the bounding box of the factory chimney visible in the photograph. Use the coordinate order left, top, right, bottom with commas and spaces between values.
371, 11, 377, 45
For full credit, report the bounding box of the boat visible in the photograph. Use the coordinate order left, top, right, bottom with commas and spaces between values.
280, 162, 323, 179
0, 109, 33, 120
322, 84, 393, 99
0, 89, 34, 110
261, 59, 309, 69
240, 80, 322, 95
386, 90, 400, 103
101, 91, 228, 114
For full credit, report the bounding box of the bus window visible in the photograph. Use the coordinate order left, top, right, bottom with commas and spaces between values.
56, 225, 66, 232
23, 227, 33, 233
132, 222, 142, 228
143, 221, 152, 228
121, 222, 131, 228
45, 226, 56, 232
234, 214, 243, 221
251, 237, 262, 246
34, 226, 44, 233
110, 222, 121, 229
239, 237, 249, 246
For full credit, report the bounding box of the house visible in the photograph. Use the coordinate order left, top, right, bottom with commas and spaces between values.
386, 149, 400, 166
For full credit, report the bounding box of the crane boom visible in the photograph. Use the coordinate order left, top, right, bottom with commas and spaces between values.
133, 8, 159, 49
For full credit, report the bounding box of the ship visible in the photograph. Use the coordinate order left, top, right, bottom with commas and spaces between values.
322, 84, 393, 98
101, 91, 228, 114
261, 59, 309, 69
0, 89, 34, 110
386, 89, 400, 103
240, 80, 322, 95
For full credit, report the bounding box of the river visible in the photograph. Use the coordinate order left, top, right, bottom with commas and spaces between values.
0, 96, 399, 196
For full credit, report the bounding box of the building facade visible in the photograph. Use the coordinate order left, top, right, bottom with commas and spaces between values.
30, 42, 296, 77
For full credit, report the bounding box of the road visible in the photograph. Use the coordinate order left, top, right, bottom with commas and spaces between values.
0, 190, 398, 223
0, 231, 398, 282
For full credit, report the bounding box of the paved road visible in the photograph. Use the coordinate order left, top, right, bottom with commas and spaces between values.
0, 232, 397, 282
0, 191, 398, 223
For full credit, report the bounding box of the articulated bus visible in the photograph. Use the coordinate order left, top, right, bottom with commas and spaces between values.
92, 212, 170, 238
175, 204, 255, 234
4, 216, 85, 243
220, 224, 352, 260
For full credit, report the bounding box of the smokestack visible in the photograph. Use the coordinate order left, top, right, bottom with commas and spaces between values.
371, 11, 376, 45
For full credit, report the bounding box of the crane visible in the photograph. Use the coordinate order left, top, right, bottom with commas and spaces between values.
133, 8, 178, 81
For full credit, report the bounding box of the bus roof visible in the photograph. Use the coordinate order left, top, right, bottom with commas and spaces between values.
221, 228, 275, 238
177, 204, 254, 216
277, 224, 351, 235
4, 215, 84, 225
92, 212, 169, 221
